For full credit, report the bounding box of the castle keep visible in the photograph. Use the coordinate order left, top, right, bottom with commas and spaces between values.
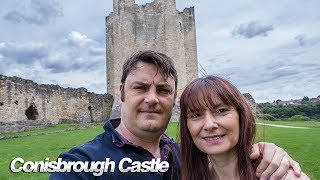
0, 75, 113, 133
106, 0, 198, 116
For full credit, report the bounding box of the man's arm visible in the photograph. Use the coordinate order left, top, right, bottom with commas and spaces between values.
250, 142, 301, 180
282, 169, 310, 180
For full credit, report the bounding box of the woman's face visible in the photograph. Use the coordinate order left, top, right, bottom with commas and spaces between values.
187, 99, 240, 156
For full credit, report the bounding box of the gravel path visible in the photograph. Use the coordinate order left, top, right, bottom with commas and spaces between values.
256, 123, 312, 129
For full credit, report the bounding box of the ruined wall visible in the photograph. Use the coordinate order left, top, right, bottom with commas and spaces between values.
0, 75, 113, 133
106, 0, 198, 118
243, 93, 257, 114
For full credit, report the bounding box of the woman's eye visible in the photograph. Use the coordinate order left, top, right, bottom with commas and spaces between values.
190, 112, 201, 118
216, 108, 227, 114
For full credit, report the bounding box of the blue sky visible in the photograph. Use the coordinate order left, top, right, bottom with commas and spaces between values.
0, 0, 319, 103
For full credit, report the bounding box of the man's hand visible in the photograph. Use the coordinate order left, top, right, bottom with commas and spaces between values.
250, 142, 301, 180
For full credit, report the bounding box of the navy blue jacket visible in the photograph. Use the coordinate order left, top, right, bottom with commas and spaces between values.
49, 118, 181, 180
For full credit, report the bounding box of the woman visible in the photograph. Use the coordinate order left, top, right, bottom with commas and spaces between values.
179, 75, 309, 180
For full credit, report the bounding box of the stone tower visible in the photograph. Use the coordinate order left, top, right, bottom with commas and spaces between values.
106, 0, 198, 118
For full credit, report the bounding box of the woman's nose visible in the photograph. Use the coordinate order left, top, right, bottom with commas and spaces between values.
204, 113, 218, 131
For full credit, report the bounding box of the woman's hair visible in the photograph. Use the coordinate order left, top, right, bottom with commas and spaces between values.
179, 75, 257, 180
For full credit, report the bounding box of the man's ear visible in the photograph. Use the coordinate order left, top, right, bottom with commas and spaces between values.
120, 84, 124, 102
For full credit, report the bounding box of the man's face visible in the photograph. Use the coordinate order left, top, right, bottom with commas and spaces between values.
120, 62, 176, 136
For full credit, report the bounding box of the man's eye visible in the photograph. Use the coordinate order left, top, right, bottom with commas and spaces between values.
133, 86, 146, 91
158, 88, 171, 94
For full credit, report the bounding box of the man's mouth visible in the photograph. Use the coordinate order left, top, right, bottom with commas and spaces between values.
139, 109, 161, 113
142, 111, 158, 113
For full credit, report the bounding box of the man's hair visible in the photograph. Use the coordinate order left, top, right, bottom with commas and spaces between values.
120, 50, 178, 101
179, 75, 257, 180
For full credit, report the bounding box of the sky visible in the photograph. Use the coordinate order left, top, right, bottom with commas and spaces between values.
0, 0, 319, 103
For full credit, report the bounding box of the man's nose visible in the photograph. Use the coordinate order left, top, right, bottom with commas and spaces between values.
144, 89, 159, 105
204, 113, 218, 131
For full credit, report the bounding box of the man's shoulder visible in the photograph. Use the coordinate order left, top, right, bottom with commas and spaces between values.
58, 131, 114, 161
61, 119, 118, 159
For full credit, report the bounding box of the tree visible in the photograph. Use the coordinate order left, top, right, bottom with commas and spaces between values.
258, 101, 320, 120
276, 99, 282, 105
302, 96, 309, 101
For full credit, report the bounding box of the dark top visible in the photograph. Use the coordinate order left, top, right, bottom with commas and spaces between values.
49, 118, 181, 180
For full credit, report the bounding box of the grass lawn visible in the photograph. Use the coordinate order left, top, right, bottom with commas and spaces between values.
0, 121, 319, 179
255, 121, 319, 179
0, 124, 104, 180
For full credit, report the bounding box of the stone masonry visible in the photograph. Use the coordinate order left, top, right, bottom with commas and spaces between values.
106, 0, 198, 118
0, 75, 113, 133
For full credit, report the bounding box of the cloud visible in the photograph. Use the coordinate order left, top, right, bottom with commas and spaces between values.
205, 50, 320, 103
0, 30, 106, 94
232, 21, 274, 38
3, 0, 63, 25
67, 31, 94, 46
200, 33, 320, 103
294, 34, 306, 47
0, 42, 48, 63
42, 31, 105, 73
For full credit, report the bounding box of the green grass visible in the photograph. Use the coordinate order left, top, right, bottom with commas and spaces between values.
0, 124, 73, 137
255, 122, 319, 179
165, 121, 179, 139
1, 121, 319, 179
0, 124, 104, 180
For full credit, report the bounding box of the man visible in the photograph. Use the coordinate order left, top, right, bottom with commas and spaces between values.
50, 50, 301, 179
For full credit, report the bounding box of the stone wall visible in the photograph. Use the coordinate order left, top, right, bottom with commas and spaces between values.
0, 75, 113, 133
106, 0, 198, 118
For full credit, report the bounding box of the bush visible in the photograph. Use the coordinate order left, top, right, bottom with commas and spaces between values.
258, 102, 320, 119
310, 114, 320, 121
287, 115, 311, 121
256, 114, 276, 121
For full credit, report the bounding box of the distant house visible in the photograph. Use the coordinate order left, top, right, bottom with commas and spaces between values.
271, 95, 320, 105
310, 96, 320, 103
